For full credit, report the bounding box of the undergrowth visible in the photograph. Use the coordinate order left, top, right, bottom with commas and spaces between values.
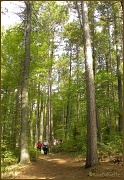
51, 134, 122, 162
1, 144, 42, 179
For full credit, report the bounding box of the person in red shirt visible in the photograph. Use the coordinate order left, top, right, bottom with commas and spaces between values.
37, 141, 42, 151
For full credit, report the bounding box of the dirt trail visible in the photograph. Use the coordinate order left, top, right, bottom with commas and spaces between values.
5, 153, 123, 179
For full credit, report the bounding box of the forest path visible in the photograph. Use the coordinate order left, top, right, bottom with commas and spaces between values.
15, 153, 86, 179
11, 153, 122, 179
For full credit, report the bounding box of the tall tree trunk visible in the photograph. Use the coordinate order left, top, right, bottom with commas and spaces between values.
65, 44, 72, 138
114, 10, 123, 132
81, 1, 98, 168
35, 110, 38, 144
13, 85, 21, 148
29, 102, 34, 147
46, 49, 53, 142
90, 4, 103, 144
49, 82, 53, 152
20, 1, 32, 164
105, 5, 112, 133
76, 44, 80, 123
39, 100, 44, 142
62, 106, 65, 139
46, 96, 49, 140
116, 42, 122, 132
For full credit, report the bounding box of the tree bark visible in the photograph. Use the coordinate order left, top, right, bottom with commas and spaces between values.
90, 4, 103, 144
81, 1, 98, 168
20, 1, 32, 164
65, 43, 72, 138
29, 102, 34, 147
114, 13, 123, 132
116, 39, 122, 132
39, 100, 44, 142
46, 49, 53, 142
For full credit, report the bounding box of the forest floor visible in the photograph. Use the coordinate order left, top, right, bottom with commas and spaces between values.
2, 152, 123, 179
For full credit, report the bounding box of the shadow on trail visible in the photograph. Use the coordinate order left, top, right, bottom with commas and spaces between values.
16, 153, 86, 179
14, 153, 123, 179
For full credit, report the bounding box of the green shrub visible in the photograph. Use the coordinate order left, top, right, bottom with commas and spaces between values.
1, 142, 19, 166
98, 133, 122, 159
51, 136, 86, 157
29, 148, 41, 161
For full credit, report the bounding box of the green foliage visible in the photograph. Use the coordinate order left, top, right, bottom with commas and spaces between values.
1, 142, 20, 167
63, 21, 83, 44
106, 133, 122, 152
1, 1, 123, 166
98, 132, 122, 158
29, 148, 40, 162
52, 133, 87, 157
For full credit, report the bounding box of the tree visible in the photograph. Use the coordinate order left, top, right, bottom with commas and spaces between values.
113, 3, 123, 132
20, 1, 32, 164
81, 1, 98, 168
1, 1, 123, 169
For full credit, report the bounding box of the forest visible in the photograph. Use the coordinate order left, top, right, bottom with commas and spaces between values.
1, 1, 123, 179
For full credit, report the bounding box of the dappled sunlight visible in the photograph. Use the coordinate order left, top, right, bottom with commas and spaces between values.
1, 163, 30, 179
2, 171, 20, 179
45, 158, 67, 164
23, 176, 56, 179
14, 175, 56, 179
36, 177, 55, 179
2, 153, 123, 179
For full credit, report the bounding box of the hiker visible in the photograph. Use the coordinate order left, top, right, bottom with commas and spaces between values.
37, 141, 42, 151
43, 139, 49, 155
53, 139, 57, 146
